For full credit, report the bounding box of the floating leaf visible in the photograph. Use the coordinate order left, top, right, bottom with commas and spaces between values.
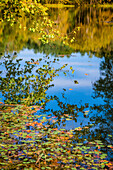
74, 80, 79, 84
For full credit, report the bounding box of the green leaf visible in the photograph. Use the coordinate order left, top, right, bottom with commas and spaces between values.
101, 165, 105, 168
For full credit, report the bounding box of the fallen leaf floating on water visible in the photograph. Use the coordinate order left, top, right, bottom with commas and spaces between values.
84, 110, 89, 115
0, 102, 4, 104
26, 135, 32, 139
75, 127, 82, 131
58, 55, 65, 57
85, 110, 89, 112
27, 61, 39, 65
74, 80, 79, 84
84, 126, 89, 129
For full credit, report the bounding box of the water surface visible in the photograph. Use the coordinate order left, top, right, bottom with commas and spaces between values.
0, 6, 113, 160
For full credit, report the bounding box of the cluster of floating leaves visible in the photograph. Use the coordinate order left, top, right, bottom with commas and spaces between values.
0, 56, 70, 106
0, 105, 113, 169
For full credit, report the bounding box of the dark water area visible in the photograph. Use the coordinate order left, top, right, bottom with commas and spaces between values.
0, 6, 113, 162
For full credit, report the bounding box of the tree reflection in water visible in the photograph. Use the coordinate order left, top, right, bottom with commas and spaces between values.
0, 55, 87, 125
87, 56, 113, 161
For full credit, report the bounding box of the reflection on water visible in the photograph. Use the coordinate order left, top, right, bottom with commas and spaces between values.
0, 7, 113, 57
49, 7, 113, 55
91, 57, 113, 144
0, 51, 112, 140
0, 6, 113, 163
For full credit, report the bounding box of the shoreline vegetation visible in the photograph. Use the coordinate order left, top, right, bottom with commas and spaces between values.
45, 4, 75, 8
41, 0, 113, 6
44, 3, 113, 8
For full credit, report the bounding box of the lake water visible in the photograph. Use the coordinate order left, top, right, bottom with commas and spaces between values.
0, 6, 113, 160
